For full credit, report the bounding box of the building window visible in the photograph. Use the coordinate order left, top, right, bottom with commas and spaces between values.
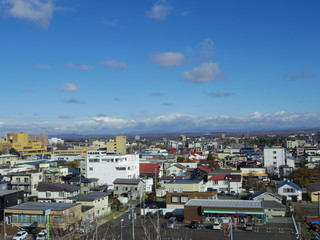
54, 217, 66, 223
89, 167, 93, 171
59, 192, 64, 197
46, 192, 51, 197
177, 188, 183, 193
123, 187, 128, 191
115, 187, 118, 190
181, 196, 188, 203
273, 162, 277, 164
273, 156, 277, 159
171, 196, 179, 203
168, 188, 174, 193
16, 177, 21, 183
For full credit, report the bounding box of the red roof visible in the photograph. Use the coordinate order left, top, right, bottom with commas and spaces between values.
197, 165, 212, 173
208, 174, 241, 182
139, 163, 161, 174
169, 148, 177, 153
208, 174, 226, 181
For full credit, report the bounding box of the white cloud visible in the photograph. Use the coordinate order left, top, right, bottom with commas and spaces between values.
58, 114, 72, 119
146, 1, 170, 20
4, 0, 55, 27
152, 52, 184, 67
101, 60, 127, 70
35, 63, 51, 69
182, 62, 224, 82
79, 64, 94, 71
64, 98, 85, 104
0, 111, 319, 135
208, 92, 235, 98
59, 83, 79, 92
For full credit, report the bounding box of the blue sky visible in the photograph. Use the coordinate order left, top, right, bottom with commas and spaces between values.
0, 0, 319, 135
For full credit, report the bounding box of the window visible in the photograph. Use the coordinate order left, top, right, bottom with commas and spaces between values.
177, 188, 183, 193
89, 167, 93, 171
115, 187, 118, 190
46, 192, 51, 197
171, 196, 179, 203
123, 187, 128, 191
59, 192, 64, 197
273, 151, 277, 154
273, 162, 277, 164
115, 167, 126, 171
54, 217, 66, 223
16, 177, 21, 183
273, 156, 277, 159
181, 196, 188, 203
168, 188, 174, 193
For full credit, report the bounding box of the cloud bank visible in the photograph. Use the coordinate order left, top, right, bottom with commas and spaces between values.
182, 62, 224, 82
4, 0, 55, 27
0, 111, 319, 135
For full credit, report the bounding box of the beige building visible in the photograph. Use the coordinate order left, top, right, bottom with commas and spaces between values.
165, 179, 204, 192
8, 171, 43, 196
106, 136, 126, 154
0, 133, 47, 157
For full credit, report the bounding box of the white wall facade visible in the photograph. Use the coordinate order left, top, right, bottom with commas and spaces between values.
86, 151, 139, 189
263, 148, 286, 173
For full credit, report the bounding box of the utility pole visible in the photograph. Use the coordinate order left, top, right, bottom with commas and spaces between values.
154, 167, 157, 202
131, 206, 135, 240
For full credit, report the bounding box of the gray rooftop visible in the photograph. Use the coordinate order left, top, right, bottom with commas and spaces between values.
167, 179, 202, 184
185, 199, 263, 209
0, 190, 23, 197
113, 178, 143, 185
6, 202, 80, 211
263, 200, 286, 210
72, 192, 109, 202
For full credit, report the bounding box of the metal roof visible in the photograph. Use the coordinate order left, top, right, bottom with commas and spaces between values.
6, 202, 80, 211
72, 192, 109, 202
185, 199, 263, 209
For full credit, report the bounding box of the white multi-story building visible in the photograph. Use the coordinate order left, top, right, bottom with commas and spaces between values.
86, 151, 139, 189
263, 148, 287, 174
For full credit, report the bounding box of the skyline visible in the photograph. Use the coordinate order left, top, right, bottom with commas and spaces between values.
0, 0, 320, 135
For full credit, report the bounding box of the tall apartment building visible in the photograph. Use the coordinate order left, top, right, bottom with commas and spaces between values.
86, 150, 139, 189
263, 147, 286, 174
106, 136, 126, 154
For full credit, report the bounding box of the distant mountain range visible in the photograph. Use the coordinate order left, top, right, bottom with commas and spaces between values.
49, 128, 320, 139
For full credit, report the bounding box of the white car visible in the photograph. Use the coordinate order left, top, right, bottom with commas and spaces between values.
12, 231, 28, 240
212, 222, 221, 230
36, 230, 47, 240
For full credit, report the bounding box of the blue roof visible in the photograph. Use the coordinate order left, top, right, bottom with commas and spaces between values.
277, 180, 302, 191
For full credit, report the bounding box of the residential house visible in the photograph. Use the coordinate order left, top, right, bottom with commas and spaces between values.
164, 179, 218, 209
72, 192, 110, 219
37, 182, 80, 203
165, 164, 187, 176
7, 171, 43, 197
306, 183, 320, 203
277, 180, 302, 201
68, 176, 99, 194
252, 189, 283, 203
206, 174, 242, 195
4, 202, 82, 236
113, 178, 145, 200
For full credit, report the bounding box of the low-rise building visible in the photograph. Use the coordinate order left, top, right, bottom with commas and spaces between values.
306, 183, 320, 203
7, 171, 43, 197
72, 192, 110, 218
4, 202, 82, 236
113, 178, 145, 200
37, 182, 80, 203
277, 180, 302, 202
0, 190, 24, 221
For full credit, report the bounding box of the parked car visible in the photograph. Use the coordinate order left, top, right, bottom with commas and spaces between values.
164, 212, 173, 219
212, 222, 221, 230
166, 217, 177, 229
36, 230, 47, 240
12, 231, 28, 240
245, 223, 253, 231
188, 221, 199, 229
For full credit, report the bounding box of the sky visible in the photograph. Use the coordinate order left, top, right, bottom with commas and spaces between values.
0, 0, 320, 135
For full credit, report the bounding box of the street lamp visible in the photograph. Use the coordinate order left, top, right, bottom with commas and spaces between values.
120, 219, 124, 240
